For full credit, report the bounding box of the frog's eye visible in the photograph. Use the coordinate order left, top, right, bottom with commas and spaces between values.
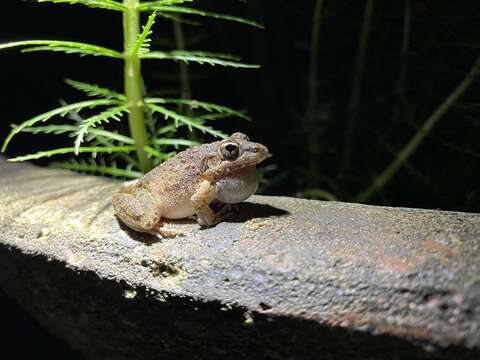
230, 132, 249, 141
220, 142, 239, 160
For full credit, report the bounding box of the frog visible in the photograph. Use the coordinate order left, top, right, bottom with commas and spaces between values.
112, 132, 270, 236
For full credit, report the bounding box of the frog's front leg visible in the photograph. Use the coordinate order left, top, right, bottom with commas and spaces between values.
191, 180, 215, 227
191, 180, 232, 227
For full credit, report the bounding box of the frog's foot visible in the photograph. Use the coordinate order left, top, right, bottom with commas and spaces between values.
205, 201, 236, 227
152, 223, 184, 238
210, 200, 238, 213
215, 203, 233, 218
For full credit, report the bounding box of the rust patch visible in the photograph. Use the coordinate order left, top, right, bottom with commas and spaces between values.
373, 250, 425, 274
375, 254, 411, 273
422, 239, 457, 258
376, 321, 431, 342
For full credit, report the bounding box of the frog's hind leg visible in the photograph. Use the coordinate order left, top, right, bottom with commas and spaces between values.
118, 179, 140, 193
113, 187, 182, 237
112, 187, 161, 234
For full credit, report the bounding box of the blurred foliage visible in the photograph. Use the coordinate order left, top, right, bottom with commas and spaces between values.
0, 0, 260, 175
1, 0, 479, 211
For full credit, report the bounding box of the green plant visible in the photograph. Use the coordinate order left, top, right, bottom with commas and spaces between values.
0, 0, 262, 176
355, 53, 480, 203
341, 0, 375, 175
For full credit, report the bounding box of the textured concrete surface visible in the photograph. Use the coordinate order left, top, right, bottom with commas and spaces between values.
0, 157, 479, 359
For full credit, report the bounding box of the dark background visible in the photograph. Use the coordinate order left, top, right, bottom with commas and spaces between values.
0, 0, 479, 358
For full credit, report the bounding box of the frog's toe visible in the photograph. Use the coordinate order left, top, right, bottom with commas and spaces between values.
156, 226, 184, 238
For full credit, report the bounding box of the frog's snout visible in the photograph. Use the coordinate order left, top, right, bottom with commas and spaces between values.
251, 143, 270, 157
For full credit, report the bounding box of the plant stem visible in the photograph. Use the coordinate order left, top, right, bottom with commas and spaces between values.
173, 18, 193, 117
385, 0, 411, 138
355, 54, 480, 203
123, 0, 152, 172
341, 0, 375, 174
397, 0, 411, 111
305, 0, 325, 187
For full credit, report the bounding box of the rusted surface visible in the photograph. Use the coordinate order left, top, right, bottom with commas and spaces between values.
0, 157, 479, 359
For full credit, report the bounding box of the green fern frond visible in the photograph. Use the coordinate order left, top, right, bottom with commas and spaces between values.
155, 118, 225, 135
87, 129, 133, 144
138, 4, 264, 29
74, 105, 129, 154
129, 12, 157, 58
168, 51, 243, 61
49, 159, 143, 178
143, 145, 174, 160
142, 50, 259, 68
153, 138, 199, 148
147, 104, 226, 138
0, 40, 122, 58
156, 124, 177, 135
2, 99, 121, 152
156, 12, 201, 26
34, 0, 126, 12
85, 135, 139, 166
19, 124, 78, 136
65, 79, 126, 100
196, 113, 235, 121
146, 97, 250, 119
9, 146, 137, 162
20, 125, 134, 144
139, 0, 193, 7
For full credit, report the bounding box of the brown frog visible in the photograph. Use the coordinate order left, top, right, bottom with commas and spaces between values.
112, 133, 270, 236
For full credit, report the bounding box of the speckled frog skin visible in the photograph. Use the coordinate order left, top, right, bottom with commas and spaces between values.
112, 133, 270, 235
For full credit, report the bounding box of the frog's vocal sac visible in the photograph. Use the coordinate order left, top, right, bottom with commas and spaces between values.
112, 133, 270, 236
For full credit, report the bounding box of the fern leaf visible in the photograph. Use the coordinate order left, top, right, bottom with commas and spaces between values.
139, 0, 193, 7
129, 12, 157, 58
196, 113, 235, 121
147, 104, 226, 138
49, 159, 143, 179
65, 79, 125, 100
9, 146, 137, 162
157, 124, 177, 135
138, 5, 264, 29
34, 0, 126, 11
86, 129, 133, 144
156, 12, 201, 26
142, 50, 259, 68
74, 105, 129, 153
2, 99, 121, 152
21, 125, 134, 144
18, 124, 77, 136
153, 138, 199, 148
145, 97, 250, 119
166, 51, 243, 61
143, 145, 174, 161
0, 40, 122, 58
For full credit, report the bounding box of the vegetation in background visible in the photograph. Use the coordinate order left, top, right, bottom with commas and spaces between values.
0, 0, 261, 176
1, 1, 479, 211
293, 0, 480, 210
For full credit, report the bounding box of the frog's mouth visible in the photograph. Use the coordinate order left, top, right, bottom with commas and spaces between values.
228, 151, 271, 172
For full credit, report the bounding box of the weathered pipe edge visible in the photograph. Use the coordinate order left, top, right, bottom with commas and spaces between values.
0, 157, 479, 358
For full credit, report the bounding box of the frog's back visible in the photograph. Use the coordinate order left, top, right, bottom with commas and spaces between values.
138, 143, 216, 196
